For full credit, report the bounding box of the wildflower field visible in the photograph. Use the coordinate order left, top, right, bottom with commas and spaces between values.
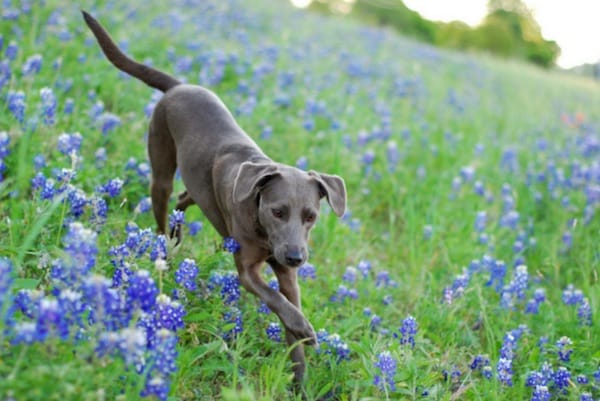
1, 0, 599, 400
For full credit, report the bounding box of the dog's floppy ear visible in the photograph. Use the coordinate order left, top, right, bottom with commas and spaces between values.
233, 162, 280, 203
308, 171, 347, 217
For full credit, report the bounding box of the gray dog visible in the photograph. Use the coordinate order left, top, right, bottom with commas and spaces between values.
82, 11, 347, 384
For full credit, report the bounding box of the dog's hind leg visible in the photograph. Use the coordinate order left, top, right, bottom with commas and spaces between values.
148, 122, 177, 236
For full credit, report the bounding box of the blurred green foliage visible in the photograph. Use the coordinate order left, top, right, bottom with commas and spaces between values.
308, 0, 561, 68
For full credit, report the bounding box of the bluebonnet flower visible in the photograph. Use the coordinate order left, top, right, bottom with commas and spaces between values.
396, 315, 417, 348
187, 221, 202, 236
5, 41, 18, 60
342, 266, 357, 284
150, 235, 168, 261
296, 156, 308, 171
497, 357, 513, 386
168, 210, 185, 231
222, 306, 243, 340
474, 211, 487, 232
95, 147, 107, 167
97, 178, 124, 198
470, 355, 490, 371
526, 371, 548, 387
562, 230, 572, 250
154, 294, 185, 332
7, 90, 26, 123
223, 236, 240, 253
22, 54, 42, 75
316, 331, 350, 363
64, 98, 74, 114
577, 298, 592, 326
423, 225, 433, 239
357, 260, 371, 278
35, 297, 69, 341
485, 259, 506, 292
553, 366, 570, 390
298, 263, 316, 280
12, 322, 38, 344
83, 275, 124, 330
562, 284, 584, 305
150, 329, 178, 375
266, 322, 282, 342
531, 385, 551, 401
375, 270, 397, 288
57, 132, 82, 155
576, 374, 588, 384
175, 259, 198, 292
135, 197, 152, 214
525, 288, 546, 314
369, 314, 382, 331
499, 210, 520, 229
114, 327, 147, 372
97, 112, 121, 135
40, 87, 57, 125
141, 375, 170, 401
482, 366, 493, 379
127, 270, 159, 313
330, 284, 358, 303
580, 393, 593, 401
213, 272, 240, 305
556, 336, 573, 362
33, 154, 45, 170
0, 257, 13, 316
386, 141, 399, 171
373, 351, 396, 392
90, 196, 108, 227
50, 223, 97, 288
442, 269, 469, 304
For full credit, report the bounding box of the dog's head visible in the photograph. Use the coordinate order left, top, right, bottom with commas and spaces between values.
233, 162, 346, 268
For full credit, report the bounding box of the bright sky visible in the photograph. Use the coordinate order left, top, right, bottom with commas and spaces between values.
289, 0, 599, 68
402, 0, 599, 68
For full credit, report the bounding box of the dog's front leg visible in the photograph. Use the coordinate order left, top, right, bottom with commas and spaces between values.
270, 259, 307, 384
234, 254, 317, 347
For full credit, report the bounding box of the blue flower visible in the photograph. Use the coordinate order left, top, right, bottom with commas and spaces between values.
374, 351, 396, 392
577, 298, 592, 326
154, 294, 185, 332
223, 237, 240, 253
496, 357, 513, 386
553, 366, 570, 390
150, 235, 168, 261
57, 132, 82, 155
222, 306, 243, 340
168, 210, 185, 231
175, 258, 199, 291
298, 263, 316, 280
531, 385, 551, 401
562, 284, 584, 305
40, 87, 57, 125
127, 270, 159, 313
187, 221, 202, 236
97, 178, 124, 198
0, 257, 14, 316
266, 322, 282, 342
396, 315, 417, 348
7, 90, 26, 123
556, 336, 573, 362
22, 54, 42, 75
141, 375, 170, 401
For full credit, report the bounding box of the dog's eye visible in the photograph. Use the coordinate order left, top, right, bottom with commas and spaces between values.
304, 214, 316, 223
272, 208, 284, 219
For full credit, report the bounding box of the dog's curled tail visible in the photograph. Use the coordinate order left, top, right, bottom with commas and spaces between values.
82, 10, 180, 93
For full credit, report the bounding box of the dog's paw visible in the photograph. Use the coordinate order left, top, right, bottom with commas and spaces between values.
287, 316, 317, 346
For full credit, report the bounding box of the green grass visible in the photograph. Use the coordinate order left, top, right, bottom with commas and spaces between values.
1, 0, 599, 400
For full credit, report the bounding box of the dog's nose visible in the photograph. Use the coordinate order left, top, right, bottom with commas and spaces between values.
285, 250, 303, 267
